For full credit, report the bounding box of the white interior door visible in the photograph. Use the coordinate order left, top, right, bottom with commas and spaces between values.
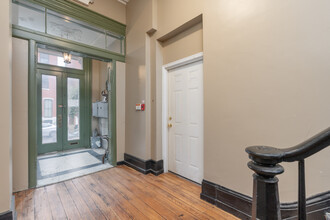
168, 60, 203, 183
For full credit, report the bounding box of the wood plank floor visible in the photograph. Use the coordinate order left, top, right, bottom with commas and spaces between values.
14, 165, 238, 220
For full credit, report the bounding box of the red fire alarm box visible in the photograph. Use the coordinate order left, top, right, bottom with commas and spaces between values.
136, 104, 145, 111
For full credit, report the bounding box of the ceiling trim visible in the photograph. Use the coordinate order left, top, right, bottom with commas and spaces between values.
117, 0, 129, 5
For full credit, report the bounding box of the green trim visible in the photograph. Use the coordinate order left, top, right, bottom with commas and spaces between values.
26, 0, 126, 36
37, 63, 85, 75
109, 61, 117, 166
84, 59, 92, 147
28, 40, 37, 188
45, 8, 47, 33
86, 59, 93, 140
13, 26, 125, 62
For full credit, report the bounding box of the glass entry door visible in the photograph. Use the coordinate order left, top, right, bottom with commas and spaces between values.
37, 69, 86, 154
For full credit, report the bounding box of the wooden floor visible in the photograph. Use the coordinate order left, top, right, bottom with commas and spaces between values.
15, 165, 237, 220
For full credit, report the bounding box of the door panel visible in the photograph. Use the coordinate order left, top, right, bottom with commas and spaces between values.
38, 69, 86, 154
168, 60, 203, 184
63, 73, 86, 151
67, 77, 80, 141
37, 70, 63, 154
41, 75, 58, 144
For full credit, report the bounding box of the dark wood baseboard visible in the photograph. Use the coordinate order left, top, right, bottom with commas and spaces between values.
201, 179, 330, 220
200, 180, 252, 219
0, 211, 13, 220
119, 153, 164, 176
116, 161, 125, 166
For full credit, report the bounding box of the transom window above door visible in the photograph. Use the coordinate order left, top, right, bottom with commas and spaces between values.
37, 47, 84, 70
12, 0, 125, 55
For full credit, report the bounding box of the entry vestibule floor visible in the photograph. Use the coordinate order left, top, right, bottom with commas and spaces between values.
37, 148, 112, 186
15, 165, 238, 220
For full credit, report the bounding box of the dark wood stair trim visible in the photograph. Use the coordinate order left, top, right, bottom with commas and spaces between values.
201, 179, 330, 220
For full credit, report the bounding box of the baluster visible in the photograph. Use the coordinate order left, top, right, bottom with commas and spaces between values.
298, 160, 306, 220
246, 127, 330, 220
246, 146, 285, 220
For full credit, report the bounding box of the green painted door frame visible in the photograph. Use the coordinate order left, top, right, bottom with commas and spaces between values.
16, 0, 123, 188
27, 41, 117, 188
108, 61, 117, 166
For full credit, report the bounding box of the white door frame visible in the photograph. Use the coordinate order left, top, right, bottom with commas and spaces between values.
162, 52, 203, 173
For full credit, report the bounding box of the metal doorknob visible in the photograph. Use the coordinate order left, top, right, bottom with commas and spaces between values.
168, 123, 173, 128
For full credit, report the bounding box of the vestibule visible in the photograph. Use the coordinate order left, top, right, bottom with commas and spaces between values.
11, 0, 126, 190
1, 0, 330, 219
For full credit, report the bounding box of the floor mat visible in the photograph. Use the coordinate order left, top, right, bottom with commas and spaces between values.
37, 148, 112, 186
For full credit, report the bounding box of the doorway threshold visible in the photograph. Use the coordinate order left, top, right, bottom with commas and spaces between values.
37, 148, 112, 187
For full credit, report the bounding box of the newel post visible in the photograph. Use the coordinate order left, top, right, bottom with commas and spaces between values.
246, 146, 285, 220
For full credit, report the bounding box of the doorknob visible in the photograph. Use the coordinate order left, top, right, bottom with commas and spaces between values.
168, 123, 173, 128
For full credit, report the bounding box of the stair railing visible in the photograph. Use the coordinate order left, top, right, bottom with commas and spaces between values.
246, 127, 330, 220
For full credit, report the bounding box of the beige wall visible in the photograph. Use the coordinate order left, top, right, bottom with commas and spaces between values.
157, 0, 202, 36
0, 0, 12, 213
126, 0, 204, 161
12, 38, 29, 192
162, 22, 203, 65
126, 0, 330, 202
125, 0, 153, 160
69, 0, 126, 24
202, 0, 330, 202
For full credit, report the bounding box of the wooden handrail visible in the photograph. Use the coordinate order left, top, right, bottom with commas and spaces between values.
245, 127, 330, 220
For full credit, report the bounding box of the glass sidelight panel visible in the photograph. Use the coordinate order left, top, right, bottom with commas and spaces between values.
67, 78, 80, 141
42, 75, 57, 144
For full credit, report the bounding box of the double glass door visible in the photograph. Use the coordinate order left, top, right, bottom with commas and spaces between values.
37, 68, 86, 154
